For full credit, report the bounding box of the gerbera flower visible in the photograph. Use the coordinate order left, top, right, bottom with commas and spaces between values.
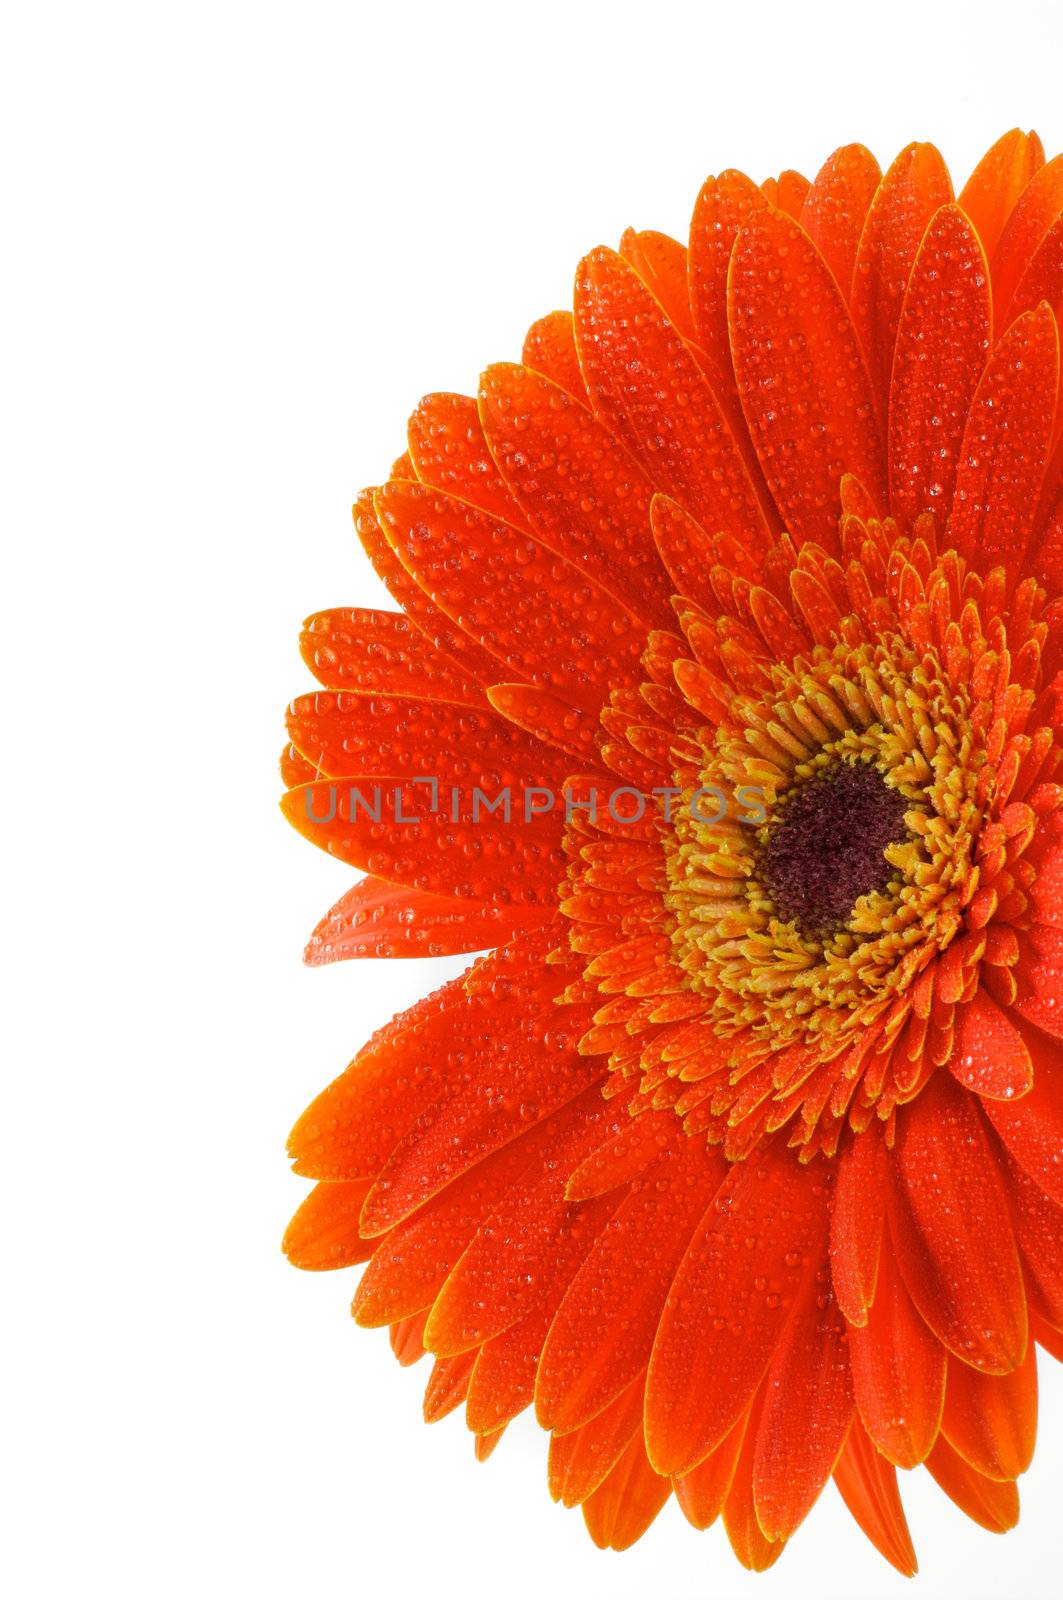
280, 131, 1063, 1573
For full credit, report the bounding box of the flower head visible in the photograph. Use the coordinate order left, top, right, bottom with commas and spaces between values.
281, 132, 1063, 1572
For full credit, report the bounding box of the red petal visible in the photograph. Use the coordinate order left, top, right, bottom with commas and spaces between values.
1004, 1149, 1063, 1325
957, 130, 1045, 261
982, 1025, 1063, 1204
548, 1373, 645, 1507
950, 303, 1059, 581
645, 1143, 829, 1475
925, 1435, 1020, 1531
407, 392, 529, 527
361, 1021, 602, 1235
280, 742, 315, 788
852, 142, 954, 423
1006, 214, 1063, 331
888, 205, 991, 529
1033, 1312, 1063, 1361
485, 682, 601, 764
287, 972, 471, 1179
536, 1134, 724, 1434
722, 1388, 786, 1572
352, 488, 498, 687
299, 607, 483, 704
282, 1179, 375, 1270
799, 143, 881, 299
422, 1349, 476, 1422
949, 989, 1034, 1100
890, 1073, 1027, 1374
581, 1432, 671, 1551
286, 689, 573, 786
769, 170, 811, 219
353, 1109, 583, 1327
829, 1125, 887, 1326
564, 1108, 675, 1201
463, 1192, 617, 1434
619, 226, 695, 340
304, 878, 547, 965
991, 152, 1063, 329
673, 1409, 748, 1530
648, 494, 717, 611
728, 208, 885, 546
477, 362, 671, 622
281, 776, 564, 905
376, 479, 646, 708
573, 245, 772, 538
473, 1425, 506, 1462
833, 1423, 918, 1577
941, 1343, 1037, 1480
522, 310, 588, 400
389, 1310, 429, 1366
688, 168, 771, 379
752, 1269, 853, 1540
424, 1087, 625, 1353
848, 1241, 946, 1467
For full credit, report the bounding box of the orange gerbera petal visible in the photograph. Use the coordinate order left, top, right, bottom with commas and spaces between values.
957, 129, 1045, 261
829, 1124, 886, 1326
282, 1179, 376, 1270
851, 142, 954, 421
948, 988, 1034, 1100
889, 1074, 1027, 1374
940, 1342, 1038, 1480
728, 207, 884, 545
765, 169, 811, 218
722, 1388, 786, 1572
283, 132, 1063, 1573
300, 607, 484, 704
799, 143, 881, 299
352, 488, 499, 687
1003, 1151, 1063, 1327
536, 1134, 723, 1434
282, 776, 564, 903
888, 204, 991, 529
991, 153, 1063, 330
848, 1240, 946, 1467
924, 1435, 1020, 1532
407, 391, 531, 528
360, 1015, 601, 1236
303, 877, 547, 964
548, 1372, 645, 1507
688, 168, 770, 378
619, 226, 696, 341
645, 1145, 829, 1476
581, 1431, 671, 1551
287, 973, 469, 1179
673, 1408, 748, 1531
752, 1264, 853, 1540
832, 1423, 918, 1577
286, 688, 574, 786
377, 479, 647, 707
982, 1032, 1063, 1205
424, 1084, 625, 1353
950, 302, 1060, 580
477, 361, 672, 621
1007, 214, 1063, 332
574, 246, 772, 538
521, 309, 588, 400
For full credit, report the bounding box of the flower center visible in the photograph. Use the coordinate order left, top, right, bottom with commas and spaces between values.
758, 759, 910, 938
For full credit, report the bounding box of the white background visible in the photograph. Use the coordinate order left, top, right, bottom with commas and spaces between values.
4, 2, 1062, 1595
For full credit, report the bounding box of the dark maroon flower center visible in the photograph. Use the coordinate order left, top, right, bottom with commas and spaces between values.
759, 759, 910, 936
